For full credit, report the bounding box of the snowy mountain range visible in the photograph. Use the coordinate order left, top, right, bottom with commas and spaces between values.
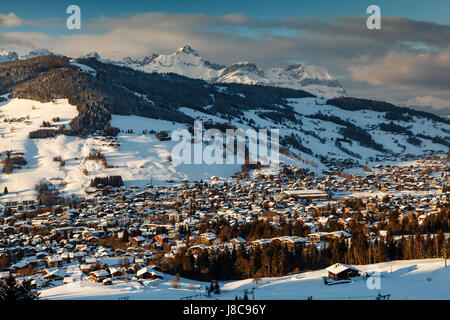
112, 46, 346, 99
0, 49, 19, 63
0, 48, 59, 62
0, 46, 345, 98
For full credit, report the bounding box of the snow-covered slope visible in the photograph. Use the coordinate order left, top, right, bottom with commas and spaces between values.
0, 98, 243, 199
78, 52, 101, 60
264, 65, 346, 99
39, 258, 450, 300
20, 49, 58, 60
216, 62, 266, 84
117, 46, 224, 80
0, 49, 60, 63
113, 46, 346, 98
0, 49, 19, 63
0, 98, 78, 200
1, 95, 448, 200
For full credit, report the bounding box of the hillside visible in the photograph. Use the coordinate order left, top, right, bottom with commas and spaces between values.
39, 258, 450, 300
0, 55, 449, 199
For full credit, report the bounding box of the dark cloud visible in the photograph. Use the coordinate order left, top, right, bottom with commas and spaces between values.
280, 17, 450, 49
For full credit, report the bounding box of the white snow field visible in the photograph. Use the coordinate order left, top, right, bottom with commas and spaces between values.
0, 98, 243, 199
0, 98, 79, 200
39, 259, 450, 300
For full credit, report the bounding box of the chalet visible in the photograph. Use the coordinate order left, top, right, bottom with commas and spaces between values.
90, 270, 110, 282
251, 239, 272, 248
109, 267, 123, 277
188, 244, 210, 254
274, 236, 308, 250
325, 231, 351, 240
136, 266, 163, 280
0, 271, 11, 280
45, 255, 63, 268
11, 260, 34, 276
154, 234, 169, 244
325, 263, 360, 280
43, 268, 66, 281
199, 232, 218, 245
230, 237, 247, 246
122, 266, 136, 275
2, 200, 36, 210
61, 252, 75, 262
130, 236, 145, 246
307, 232, 328, 242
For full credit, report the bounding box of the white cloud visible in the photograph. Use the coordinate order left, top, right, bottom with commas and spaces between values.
404, 95, 450, 110
0, 13, 23, 27
0, 11, 449, 104
348, 46, 450, 91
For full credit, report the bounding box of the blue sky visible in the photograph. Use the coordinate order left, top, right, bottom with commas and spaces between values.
1, 0, 449, 34
0, 0, 449, 110
2, 0, 449, 21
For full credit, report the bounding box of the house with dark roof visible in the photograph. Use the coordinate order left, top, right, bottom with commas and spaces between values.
325, 263, 361, 280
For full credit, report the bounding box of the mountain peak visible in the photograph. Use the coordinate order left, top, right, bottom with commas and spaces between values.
0, 49, 19, 62
175, 45, 199, 56
284, 64, 303, 71
21, 49, 56, 59
121, 54, 159, 67
79, 52, 101, 60
220, 62, 265, 78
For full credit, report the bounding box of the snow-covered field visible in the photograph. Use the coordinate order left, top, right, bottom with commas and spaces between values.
39, 259, 450, 300
0, 98, 243, 199
0, 98, 79, 199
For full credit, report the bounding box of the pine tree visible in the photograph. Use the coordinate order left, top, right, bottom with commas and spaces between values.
0, 276, 40, 301
414, 232, 424, 259
196, 250, 209, 271
386, 232, 397, 260
213, 281, 220, 294
208, 281, 213, 292
122, 229, 129, 242
331, 238, 347, 264
249, 247, 262, 276
181, 251, 195, 276
437, 230, 445, 257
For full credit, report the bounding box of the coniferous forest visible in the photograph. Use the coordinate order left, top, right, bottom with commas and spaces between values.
159, 205, 450, 281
